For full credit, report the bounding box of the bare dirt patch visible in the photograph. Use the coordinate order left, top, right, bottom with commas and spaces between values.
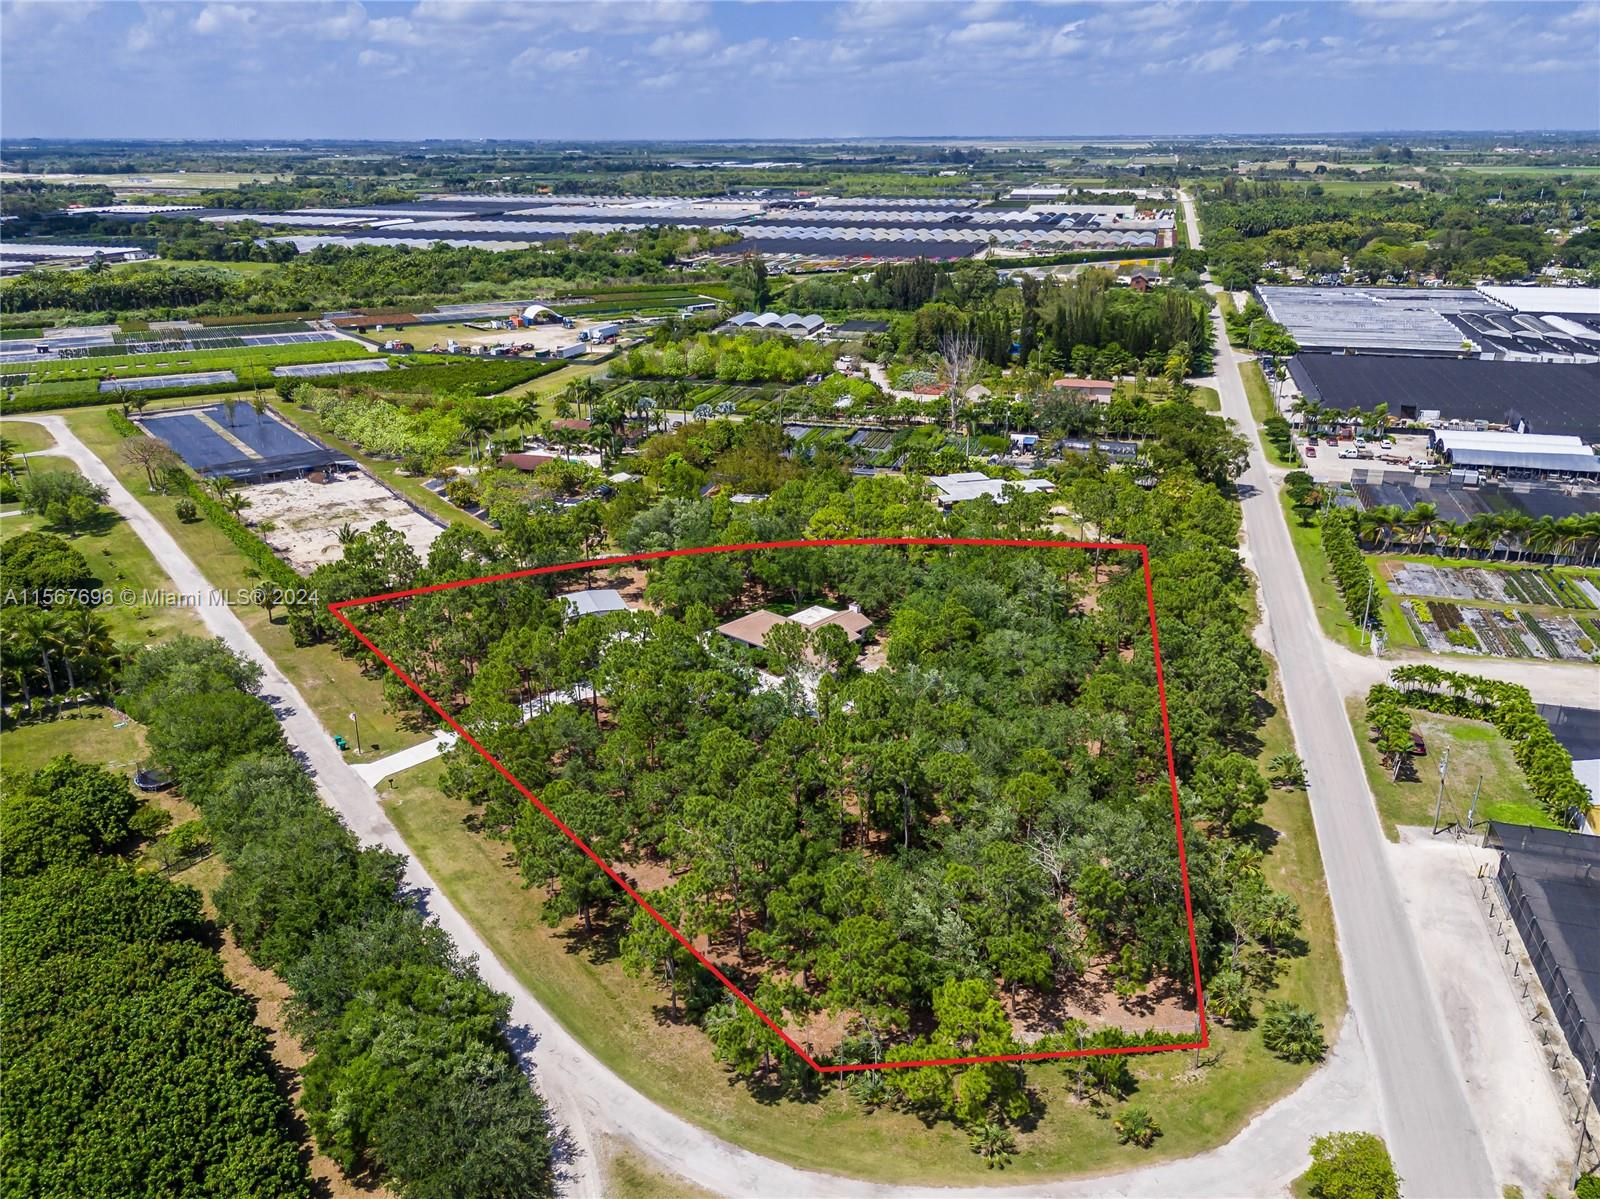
245, 472, 443, 574
1003, 964, 1195, 1043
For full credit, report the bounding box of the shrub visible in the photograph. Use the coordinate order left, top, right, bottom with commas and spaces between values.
1303, 1131, 1400, 1199
1261, 1000, 1326, 1063
1113, 1104, 1162, 1147
0, 530, 96, 605
174, 497, 198, 522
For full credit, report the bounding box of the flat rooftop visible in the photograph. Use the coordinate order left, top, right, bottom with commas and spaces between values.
1289, 354, 1600, 445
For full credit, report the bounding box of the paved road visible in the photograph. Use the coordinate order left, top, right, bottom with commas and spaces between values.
1184, 188, 1499, 1196
21, 411, 1390, 1197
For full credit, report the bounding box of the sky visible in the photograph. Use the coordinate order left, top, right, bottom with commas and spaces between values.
2, 0, 1597, 141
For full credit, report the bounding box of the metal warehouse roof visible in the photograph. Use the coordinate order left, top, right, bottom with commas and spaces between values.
1477, 286, 1600, 316
1288, 353, 1600, 445
1431, 429, 1592, 453
928, 472, 1055, 504
1438, 446, 1600, 473
562, 588, 631, 617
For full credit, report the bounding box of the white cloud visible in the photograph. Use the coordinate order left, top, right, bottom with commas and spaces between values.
1189, 42, 1244, 72
648, 27, 718, 56
1264, 8, 1308, 32
192, 3, 258, 36
545, 46, 591, 71
357, 48, 397, 68
1048, 21, 1087, 56
948, 19, 1027, 45
831, 1, 944, 32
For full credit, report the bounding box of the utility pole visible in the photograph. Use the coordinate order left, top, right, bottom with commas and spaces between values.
1466, 776, 1482, 830
1360, 576, 1376, 646
1432, 746, 1451, 834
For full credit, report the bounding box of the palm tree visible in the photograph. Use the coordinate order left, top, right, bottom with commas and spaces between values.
12, 608, 58, 712
1499, 512, 1534, 561
969, 1121, 1016, 1169
224, 492, 251, 520
1525, 516, 1560, 564
1403, 502, 1439, 551
1461, 513, 1500, 561
1554, 516, 1586, 566
462, 409, 497, 462
1, 619, 36, 714
1366, 504, 1405, 552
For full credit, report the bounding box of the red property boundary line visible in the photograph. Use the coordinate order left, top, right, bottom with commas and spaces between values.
329, 537, 1210, 1071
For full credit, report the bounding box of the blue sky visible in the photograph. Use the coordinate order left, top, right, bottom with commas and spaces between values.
3, 1, 1597, 140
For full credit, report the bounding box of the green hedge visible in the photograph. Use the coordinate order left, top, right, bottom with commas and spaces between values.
21, 339, 372, 385
380, 356, 563, 396
1321, 508, 1384, 634
4, 369, 279, 414
1371, 671, 1591, 824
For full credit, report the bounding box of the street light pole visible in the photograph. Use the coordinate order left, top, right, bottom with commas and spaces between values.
349, 711, 361, 754
1360, 576, 1375, 646
1432, 746, 1451, 834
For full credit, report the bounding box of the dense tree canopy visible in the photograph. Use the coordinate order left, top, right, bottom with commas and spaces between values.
1, 756, 311, 1198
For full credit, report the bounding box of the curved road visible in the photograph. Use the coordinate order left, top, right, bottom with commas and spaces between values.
1183, 192, 1498, 1197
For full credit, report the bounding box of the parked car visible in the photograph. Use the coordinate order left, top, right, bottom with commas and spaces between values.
1304, 445, 1317, 457
1380, 438, 1395, 450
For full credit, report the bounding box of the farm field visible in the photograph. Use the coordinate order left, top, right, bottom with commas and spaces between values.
0, 170, 285, 189
1382, 560, 1600, 661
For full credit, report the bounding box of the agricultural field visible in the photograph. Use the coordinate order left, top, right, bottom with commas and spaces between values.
1384, 561, 1600, 660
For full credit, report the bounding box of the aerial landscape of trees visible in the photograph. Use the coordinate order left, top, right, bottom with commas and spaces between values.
314, 401, 1315, 1150
2, 755, 312, 1197
113, 636, 558, 1198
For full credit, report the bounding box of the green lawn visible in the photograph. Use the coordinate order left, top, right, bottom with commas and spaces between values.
382, 702, 1346, 1186
62, 409, 431, 766
0, 420, 57, 453
1240, 360, 1295, 468
1277, 495, 1416, 653
0, 463, 207, 645
1345, 698, 1556, 839
1191, 385, 1220, 413
0, 704, 147, 777
1255, 659, 1347, 1020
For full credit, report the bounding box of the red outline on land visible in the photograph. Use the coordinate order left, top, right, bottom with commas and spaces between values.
329, 537, 1209, 1070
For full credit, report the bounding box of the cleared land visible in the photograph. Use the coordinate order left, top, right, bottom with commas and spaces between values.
246, 474, 443, 574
